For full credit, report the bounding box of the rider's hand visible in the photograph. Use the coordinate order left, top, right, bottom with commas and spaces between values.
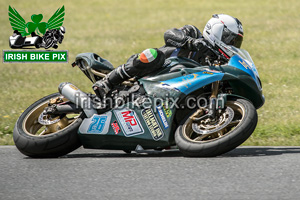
92, 80, 112, 99
186, 37, 207, 51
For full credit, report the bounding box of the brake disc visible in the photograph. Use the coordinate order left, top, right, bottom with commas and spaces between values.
38, 111, 60, 126
192, 107, 234, 135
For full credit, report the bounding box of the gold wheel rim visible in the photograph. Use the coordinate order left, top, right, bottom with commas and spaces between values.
22, 96, 81, 137
182, 101, 245, 143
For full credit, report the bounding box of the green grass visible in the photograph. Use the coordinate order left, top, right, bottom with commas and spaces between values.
0, 0, 299, 145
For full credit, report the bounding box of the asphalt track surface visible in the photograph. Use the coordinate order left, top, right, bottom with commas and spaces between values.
1, 146, 300, 200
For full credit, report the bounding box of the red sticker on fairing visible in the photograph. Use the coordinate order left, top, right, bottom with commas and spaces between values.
111, 120, 121, 135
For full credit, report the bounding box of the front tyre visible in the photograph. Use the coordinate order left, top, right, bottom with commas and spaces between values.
13, 93, 83, 158
175, 98, 258, 157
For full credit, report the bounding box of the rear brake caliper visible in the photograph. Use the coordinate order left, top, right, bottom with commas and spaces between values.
38, 97, 65, 126
37, 97, 70, 134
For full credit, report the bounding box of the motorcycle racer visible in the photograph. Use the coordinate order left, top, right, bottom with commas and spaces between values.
93, 14, 244, 99
42, 26, 65, 49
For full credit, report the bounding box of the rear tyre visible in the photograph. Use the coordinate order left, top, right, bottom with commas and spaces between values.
13, 93, 83, 158
34, 38, 42, 48
175, 98, 257, 157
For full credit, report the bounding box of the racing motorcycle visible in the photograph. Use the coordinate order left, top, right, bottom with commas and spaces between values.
13, 46, 264, 157
40, 28, 64, 49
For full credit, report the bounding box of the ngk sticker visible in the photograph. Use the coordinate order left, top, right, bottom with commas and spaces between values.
114, 108, 144, 137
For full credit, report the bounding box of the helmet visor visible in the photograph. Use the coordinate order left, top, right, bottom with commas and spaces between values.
221, 27, 243, 48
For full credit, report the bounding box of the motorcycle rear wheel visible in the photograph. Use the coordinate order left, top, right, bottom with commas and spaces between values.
175, 98, 257, 157
13, 93, 83, 158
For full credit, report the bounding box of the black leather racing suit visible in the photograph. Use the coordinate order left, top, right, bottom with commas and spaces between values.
159, 25, 218, 65
93, 25, 221, 98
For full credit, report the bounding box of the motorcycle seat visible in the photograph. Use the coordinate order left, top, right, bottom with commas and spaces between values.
75, 53, 114, 74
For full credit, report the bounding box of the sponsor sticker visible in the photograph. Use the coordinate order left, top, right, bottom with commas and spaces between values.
3, 50, 68, 63
141, 108, 164, 141
160, 83, 180, 92
238, 59, 251, 70
88, 115, 107, 133
203, 71, 213, 75
114, 108, 144, 137
156, 106, 169, 129
162, 104, 172, 118
79, 112, 112, 134
111, 120, 121, 135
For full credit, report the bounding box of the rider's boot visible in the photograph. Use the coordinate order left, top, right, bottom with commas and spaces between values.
92, 48, 165, 98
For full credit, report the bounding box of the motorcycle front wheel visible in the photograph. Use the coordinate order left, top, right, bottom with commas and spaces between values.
175, 98, 257, 157
13, 93, 83, 158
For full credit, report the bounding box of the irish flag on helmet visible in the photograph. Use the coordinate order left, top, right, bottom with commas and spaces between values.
139, 48, 158, 63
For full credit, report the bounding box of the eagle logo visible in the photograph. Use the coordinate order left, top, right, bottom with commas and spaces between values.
8, 6, 66, 49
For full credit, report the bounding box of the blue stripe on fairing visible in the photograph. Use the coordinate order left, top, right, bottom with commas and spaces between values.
161, 71, 224, 95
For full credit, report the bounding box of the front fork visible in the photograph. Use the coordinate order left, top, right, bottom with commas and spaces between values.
190, 81, 225, 121
208, 81, 220, 118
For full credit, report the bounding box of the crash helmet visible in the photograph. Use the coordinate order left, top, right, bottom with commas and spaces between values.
203, 14, 243, 58
59, 26, 66, 35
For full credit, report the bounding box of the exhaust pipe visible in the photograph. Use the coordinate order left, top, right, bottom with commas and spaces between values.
58, 82, 97, 118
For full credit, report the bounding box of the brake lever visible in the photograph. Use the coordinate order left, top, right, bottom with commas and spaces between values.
205, 43, 227, 61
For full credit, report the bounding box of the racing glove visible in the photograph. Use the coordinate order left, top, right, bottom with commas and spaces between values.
186, 37, 208, 51
92, 79, 112, 99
